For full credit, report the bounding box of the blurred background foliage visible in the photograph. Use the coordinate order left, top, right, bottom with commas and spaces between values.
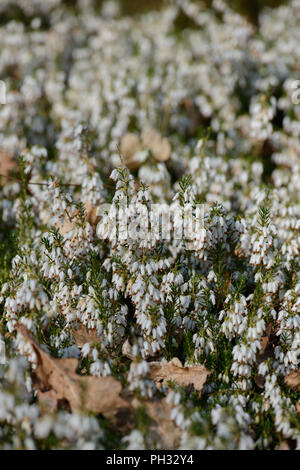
0, 1, 291, 27
118, 0, 290, 24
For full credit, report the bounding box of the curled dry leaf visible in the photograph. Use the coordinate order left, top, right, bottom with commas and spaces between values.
16, 325, 130, 423
119, 129, 171, 171
121, 338, 135, 360
37, 389, 60, 413
56, 201, 99, 235
142, 128, 171, 162
179, 98, 200, 135
56, 217, 74, 235
120, 133, 142, 171
145, 399, 181, 449
0, 152, 17, 184
255, 325, 274, 389
276, 441, 290, 450
284, 370, 300, 390
71, 324, 100, 348
149, 357, 209, 396
84, 201, 100, 230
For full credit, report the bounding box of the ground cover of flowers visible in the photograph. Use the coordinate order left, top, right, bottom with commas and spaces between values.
0, 0, 300, 450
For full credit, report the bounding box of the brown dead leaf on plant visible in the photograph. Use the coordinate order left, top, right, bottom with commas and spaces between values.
149, 357, 209, 396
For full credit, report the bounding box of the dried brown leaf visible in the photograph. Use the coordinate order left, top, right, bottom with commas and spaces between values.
255, 325, 274, 389
120, 133, 142, 170
121, 338, 135, 360
0, 152, 17, 184
71, 324, 99, 348
149, 357, 209, 396
56, 218, 74, 235
84, 201, 100, 230
145, 399, 181, 449
179, 98, 201, 135
142, 128, 171, 162
56, 202, 98, 235
284, 370, 300, 391
17, 325, 129, 420
130, 397, 181, 449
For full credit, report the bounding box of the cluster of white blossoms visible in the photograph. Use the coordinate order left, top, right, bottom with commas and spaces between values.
0, 0, 300, 450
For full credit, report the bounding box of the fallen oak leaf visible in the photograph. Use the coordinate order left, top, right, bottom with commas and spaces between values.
149, 357, 209, 396
119, 133, 143, 171
16, 325, 130, 421
121, 338, 135, 360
